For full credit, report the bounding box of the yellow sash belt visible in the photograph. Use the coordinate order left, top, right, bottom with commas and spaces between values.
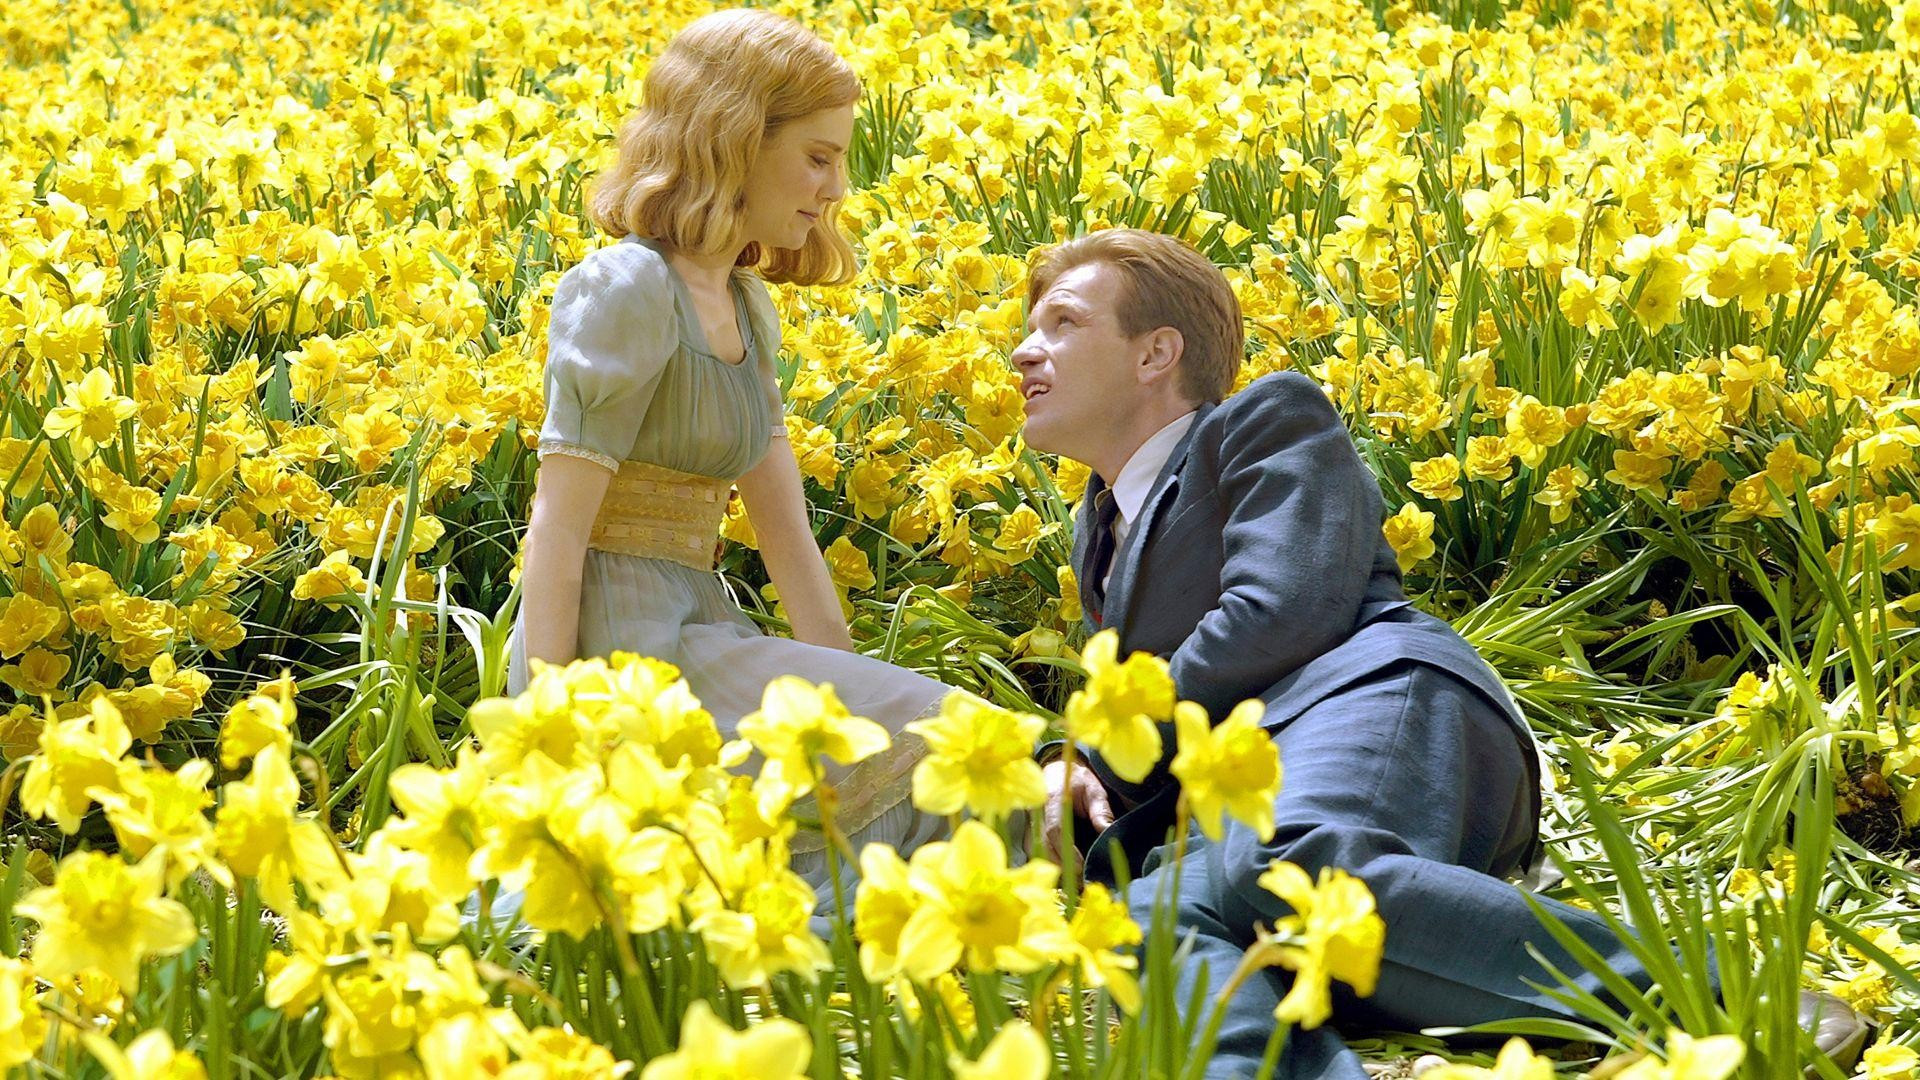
589, 460, 731, 572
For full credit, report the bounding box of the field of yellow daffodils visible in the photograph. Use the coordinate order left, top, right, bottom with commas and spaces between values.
6, 0, 1920, 1074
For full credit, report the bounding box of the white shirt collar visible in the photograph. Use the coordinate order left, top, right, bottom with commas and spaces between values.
1107, 411, 1197, 526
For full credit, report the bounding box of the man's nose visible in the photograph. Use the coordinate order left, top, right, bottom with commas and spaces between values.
1011, 335, 1042, 369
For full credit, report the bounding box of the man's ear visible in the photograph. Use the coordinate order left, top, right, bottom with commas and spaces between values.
1137, 326, 1185, 385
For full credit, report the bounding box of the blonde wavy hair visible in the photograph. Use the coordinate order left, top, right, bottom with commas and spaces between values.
585, 9, 861, 286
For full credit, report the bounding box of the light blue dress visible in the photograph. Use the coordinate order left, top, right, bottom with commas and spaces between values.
501, 234, 947, 908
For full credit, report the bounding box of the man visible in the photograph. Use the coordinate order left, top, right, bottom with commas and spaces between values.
1012, 229, 1867, 1079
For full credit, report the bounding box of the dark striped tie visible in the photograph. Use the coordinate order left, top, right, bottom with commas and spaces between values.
1087, 486, 1120, 607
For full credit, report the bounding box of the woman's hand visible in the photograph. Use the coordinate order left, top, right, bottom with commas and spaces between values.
519, 452, 612, 667
736, 437, 856, 652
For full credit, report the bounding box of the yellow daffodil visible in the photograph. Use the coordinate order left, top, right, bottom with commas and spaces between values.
846, 457, 900, 520
1063, 630, 1173, 784
1611, 1031, 1745, 1080
318, 949, 424, 1077
20, 695, 129, 834
854, 842, 918, 981
17, 850, 196, 990
1382, 503, 1437, 574
737, 676, 890, 819
823, 535, 876, 591
514, 1025, 633, 1076
1532, 465, 1592, 524
0, 592, 63, 660
469, 758, 610, 939
1057, 564, 1082, 622
639, 1000, 810, 1080
1858, 1036, 1920, 1079
92, 758, 221, 890
1408, 454, 1464, 501
1605, 449, 1674, 497
950, 1021, 1050, 1080
41, 368, 137, 460
1503, 395, 1570, 469
384, 744, 488, 896
1559, 266, 1623, 334
0, 958, 46, 1071
81, 1029, 209, 1080
213, 745, 343, 914
415, 1011, 516, 1077
1170, 699, 1283, 842
687, 841, 832, 987
219, 676, 296, 770
1463, 435, 1515, 484
324, 834, 462, 945
1462, 178, 1520, 240
896, 820, 1072, 979
1068, 881, 1143, 1013
1421, 1037, 1556, 1079
904, 689, 1046, 820
0, 646, 69, 699
991, 504, 1057, 564
1254, 861, 1387, 1030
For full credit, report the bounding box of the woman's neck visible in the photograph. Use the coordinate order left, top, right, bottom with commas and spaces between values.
665, 244, 748, 296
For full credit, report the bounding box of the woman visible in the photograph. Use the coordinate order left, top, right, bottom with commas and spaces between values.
504, 8, 946, 908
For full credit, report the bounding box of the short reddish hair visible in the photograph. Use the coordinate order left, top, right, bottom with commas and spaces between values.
1025, 229, 1244, 403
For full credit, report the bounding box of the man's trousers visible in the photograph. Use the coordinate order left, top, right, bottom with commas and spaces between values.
1118, 660, 1676, 1079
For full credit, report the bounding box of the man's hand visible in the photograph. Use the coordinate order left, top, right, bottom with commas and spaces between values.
1042, 758, 1116, 865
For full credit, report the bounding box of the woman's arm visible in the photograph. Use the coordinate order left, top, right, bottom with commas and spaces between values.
518, 453, 613, 667
735, 437, 856, 652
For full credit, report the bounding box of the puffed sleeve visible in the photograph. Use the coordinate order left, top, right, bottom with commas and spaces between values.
737, 273, 789, 439
535, 243, 679, 471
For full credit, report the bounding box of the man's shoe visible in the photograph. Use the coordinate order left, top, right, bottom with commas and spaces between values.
1800, 990, 1870, 1077
1589, 995, 1867, 1080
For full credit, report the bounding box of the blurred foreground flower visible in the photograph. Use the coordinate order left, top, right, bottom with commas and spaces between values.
1063, 629, 1173, 783
738, 676, 889, 817
904, 689, 1046, 820
1252, 861, 1386, 1029
951, 1021, 1050, 1080
639, 1000, 810, 1080
1068, 881, 1143, 1013
17, 850, 196, 990
83, 1029, 209, 1080
0, 959, 46, 1070
1421, 1037, 1556, 1078
1610, 1030, 1745, 1080
1170, 698, 1282, 842
890, 820, 1073, 980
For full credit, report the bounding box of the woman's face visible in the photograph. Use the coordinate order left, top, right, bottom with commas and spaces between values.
740, 102, 855, 251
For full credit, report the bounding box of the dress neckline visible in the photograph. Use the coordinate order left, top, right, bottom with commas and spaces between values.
625, 234, 756, 369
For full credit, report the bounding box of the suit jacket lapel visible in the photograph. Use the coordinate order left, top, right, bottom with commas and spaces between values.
1072, 471, 1111, 627
1102, 405, 1212, 633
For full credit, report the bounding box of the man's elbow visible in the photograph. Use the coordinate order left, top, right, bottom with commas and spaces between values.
1170, 619, 1339, 716
1169, 645, 1283, 719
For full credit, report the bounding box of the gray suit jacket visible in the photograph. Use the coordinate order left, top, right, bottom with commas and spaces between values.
1069, 371, 1543, 879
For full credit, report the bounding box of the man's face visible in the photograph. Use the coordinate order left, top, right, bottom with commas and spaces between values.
1013, 262, 1144, 466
